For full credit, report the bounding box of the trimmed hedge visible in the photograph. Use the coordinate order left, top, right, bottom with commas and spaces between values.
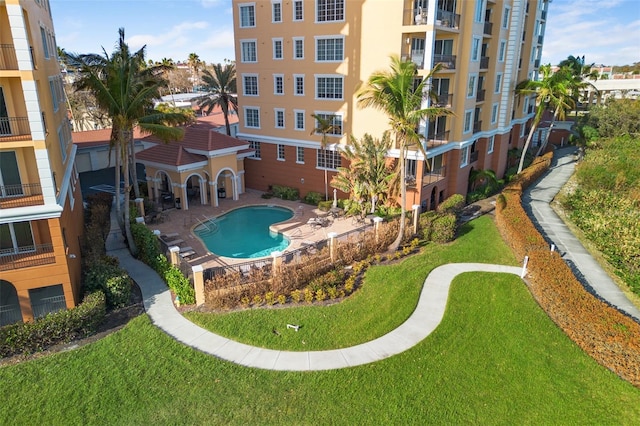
495, 151, 640, 388
84, 257, 131, 309
0, 291, 106, 358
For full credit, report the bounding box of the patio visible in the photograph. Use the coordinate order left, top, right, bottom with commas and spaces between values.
143, 189, 372, 271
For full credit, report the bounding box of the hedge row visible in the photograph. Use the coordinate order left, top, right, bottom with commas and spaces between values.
495, 151, 640, 388
0, 291, 106, 358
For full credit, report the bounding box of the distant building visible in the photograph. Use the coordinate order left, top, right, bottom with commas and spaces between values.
1, 0, 85, 324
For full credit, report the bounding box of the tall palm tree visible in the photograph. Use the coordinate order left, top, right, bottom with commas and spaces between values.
515, 64, 575, 171
196, 63, 238, 136
311, 114, 341, 201
357, 56, 452, 251
66, 28, 189, 255
188, 52, 201, 91
558, 55, 599, 118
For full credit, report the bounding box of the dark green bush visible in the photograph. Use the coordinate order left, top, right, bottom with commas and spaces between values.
419, 211, 438, 241
318, 200, 333, 211
272, 185, 299, 201
303, 191, 323, 206
131, 222, 163, 270
431, 213, 457, 243
436, 194, 465, 216
84, 257, 131, 309
155, 255, 196, 305
0, 291, 106, 358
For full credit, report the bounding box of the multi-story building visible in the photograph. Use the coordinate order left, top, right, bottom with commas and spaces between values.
1, 0, 84, 325
233, 0, 547, 209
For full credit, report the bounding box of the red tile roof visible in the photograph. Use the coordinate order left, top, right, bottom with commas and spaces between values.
141, 123, 246, 153
137, 143, 207, 166
72, 128, 147, 147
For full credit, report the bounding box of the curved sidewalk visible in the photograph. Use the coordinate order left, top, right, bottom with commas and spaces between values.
522, 147, 640, 322
107, 219, 520, 370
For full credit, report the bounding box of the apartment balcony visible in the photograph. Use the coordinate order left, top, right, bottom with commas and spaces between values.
528, 104, 535, 114
409, 50, 425, 68
433, 54, 456, 70
534, 59, 541, 68
426, 130, 450, 148
422, 166, 446, 186
433, 93, 453, 107
405, 7, 429, 26
0, 183, 44, 209
538, 35, 544, 45
476, 89, 486, 103
473, 120, 483, 134
470, 150, 479, 163
483, 21, 493, 36
0, 243, 56, 272
0, 44, 18, 70
0, 117, 32, 142
480, 56, 490, 69
435, 9, 460, 29
541, 10, 547, 20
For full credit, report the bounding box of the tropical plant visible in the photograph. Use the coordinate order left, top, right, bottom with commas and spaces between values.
357, 56, 452, 251
188, 52, 202, 90
558, 55, 599, 118
66, 28, 189, 255
515, 64, 575, 171
311, 113, 342, 201
196, 63, 238, 136
332, 133, 395, 214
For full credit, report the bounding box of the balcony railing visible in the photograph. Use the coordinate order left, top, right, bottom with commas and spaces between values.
433, 54, 456, 70
423, 166, 446, 186
0, 183, 44, 209
470, 151, 479, 163
0, 117, 32, 141
433, 93, 453, 107
483, 21, 493, 36
426, 130, 450, 148
435, 9, 460, 29
534, 59, 541, 68
473, 120, 483, 134
541, 10, 547, 20
538, 35, 544, 45
0, 243, 56, 271
480, 56, 489, 69
405, 7, 429, 26
410, 49, 425, 68
476, 89, 486, 102
0, 44, 19, 70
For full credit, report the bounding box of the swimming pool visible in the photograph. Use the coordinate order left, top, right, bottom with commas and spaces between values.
194, 206, 293, 259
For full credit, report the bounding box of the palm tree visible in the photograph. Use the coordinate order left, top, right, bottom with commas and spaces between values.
558, 55, 599, 118
196, 63, 238, 136
515, 64, 575, 170
188, 52, 201, 91
311, 114, 341, 201
357, 56, 452, 251
66, 28, 189, 255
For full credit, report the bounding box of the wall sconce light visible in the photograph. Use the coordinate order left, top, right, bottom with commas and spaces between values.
300, 178, 305, 184
68, 254, 77, 259
406, 37, 411, 44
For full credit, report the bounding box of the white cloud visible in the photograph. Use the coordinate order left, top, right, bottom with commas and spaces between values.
201, 29, 235, 50
126, 21, 210, 49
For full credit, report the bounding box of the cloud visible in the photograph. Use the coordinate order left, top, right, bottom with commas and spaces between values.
126, 21, 210, 49
201, 29, 235, 50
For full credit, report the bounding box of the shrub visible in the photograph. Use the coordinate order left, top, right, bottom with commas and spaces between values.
303, 288, 314, 304
265, 291, 276, 306
159, 255, 196, 305
277, 294, 287, 305
303, 191, 323, 206
84, 257, 131, 309
431, 213, 457, 243
0, 291, 106, 358
131, 222, 162, 270
315, 289, 327, 302
436, 194, 465, 216
291, 289, 302, 303
419, 211, 438, 241
272, 185, 299, 201
318, 200, 333, 211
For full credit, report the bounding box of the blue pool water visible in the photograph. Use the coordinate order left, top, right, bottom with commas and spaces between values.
194, 206, 293, 258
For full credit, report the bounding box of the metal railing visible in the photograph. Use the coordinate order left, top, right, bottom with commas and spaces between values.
409, 50, 425, 68
31, 295, 66, 319
0, 304, 23, 326
0, 243, 56, 271
538, 35, 544, 45
435, 9, 460, 29
484, 21, 493, 36
480, 56, 490, 69
422, 166, 446, 186
476, 89, 486, 102
433, 54, 456, 70
0, 183, 44, 208
470, 151, 479, 163
0, 117, 31, 140
473, 120, 483, 134
0, 44, 19, 70
404, 7, 428, 26
426, 130, 450, 147
433, 93, 453, 107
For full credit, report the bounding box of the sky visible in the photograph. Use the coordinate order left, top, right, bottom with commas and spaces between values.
50, 0, 639, 67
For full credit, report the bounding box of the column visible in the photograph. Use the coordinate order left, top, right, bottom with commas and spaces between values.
192, 265, 205, 306
327, 232, 338, 263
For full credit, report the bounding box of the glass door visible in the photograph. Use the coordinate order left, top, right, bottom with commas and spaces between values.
0, 151, 22, 197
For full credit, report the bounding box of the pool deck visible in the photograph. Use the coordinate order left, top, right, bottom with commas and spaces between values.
146, 189, 369, 269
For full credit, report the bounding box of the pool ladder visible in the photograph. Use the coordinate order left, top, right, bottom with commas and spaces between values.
196, 216, 218, 235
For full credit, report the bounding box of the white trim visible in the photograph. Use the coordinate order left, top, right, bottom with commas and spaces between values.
238, 2, 256, 28
467, 74, 478, 98
292, 0, 304, 21
314, 35, 345, 62
243, 106, 261, 129
314, 74, 344, 100
315, 0, 346, 23
241, 73, 259, 96
292, 36, 305, 60
293, 109, 305, 131
471, 36, 481, 62
293, 74, 305, 96
274, 108, 285, 129
272, 38, 283, 60
273, 74, 284, 95
271, 0, 282, 23
239, 39, 257, 63
463, 109, 473, 133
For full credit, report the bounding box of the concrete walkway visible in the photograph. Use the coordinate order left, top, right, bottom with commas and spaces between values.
522, 147, 640, 322
106, 208, 521, 370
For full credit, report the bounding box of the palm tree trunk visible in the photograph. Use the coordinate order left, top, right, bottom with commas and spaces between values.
114, 139, 124, 232
389, 144, 406, 252
517, 122, 539, 174
128, 131, 141, 199
122, 138, 138, 256
535, 104, 560, 157
324, 169, 328, 201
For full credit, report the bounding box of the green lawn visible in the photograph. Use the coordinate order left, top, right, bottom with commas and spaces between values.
1, 217, 639, 424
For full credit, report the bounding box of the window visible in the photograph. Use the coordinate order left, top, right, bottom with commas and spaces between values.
273, 38, 283, 59
293, 37, 304, 59
406, 159, 417, 179
294, 110, 305, 130
487, 135, 495, 153
273, 75, 284, 95
498, 40, 506, 62
275, 109, 285, 128
294, 75, 305, 95
0, 221, 34, 253
467, 74, 477, 98
491, 103, 499, 124
317, 148, 341, 170
494, 73, 503, 93
239, 4, 256, 28
502, 6, 510, 28
316, 37, 344, 61
244, 107, 260, 128
460, 146, 469, 167
317, 0, 345, 22
272, 1, 282, 22
57, 120, 71, 163
241, 40, 257, 62
293, 0, 303, 21
316, 76, 343, 100
243, 75, 258, 96
49, 79, 58, 111
463, 110, 473, 133
248, 140, 261, 159
475, 0, 485, 23
277, 144, 286, 160
520, 124, 526, 137
40, 27, 49, 59
524, 97, 530, 114
314, 113, 342, 135
296, 146, 304, 163
471, 37, 481, 61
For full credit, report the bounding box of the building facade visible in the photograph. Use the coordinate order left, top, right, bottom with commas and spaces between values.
232, 0, 547, 209
1, 0, 84, 325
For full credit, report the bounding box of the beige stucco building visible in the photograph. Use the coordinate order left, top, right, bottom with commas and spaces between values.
233, 0, 548, 209
1, 0, 84, 324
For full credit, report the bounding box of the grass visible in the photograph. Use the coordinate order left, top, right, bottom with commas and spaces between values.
1, 217, 639, 424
